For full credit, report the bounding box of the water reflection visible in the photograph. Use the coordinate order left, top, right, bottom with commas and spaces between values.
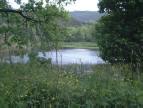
39, 49, 104, 64
1, 49, 105, 64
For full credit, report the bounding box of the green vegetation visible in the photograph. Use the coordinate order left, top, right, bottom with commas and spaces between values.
95, 0, 143, 64
1, 62, 143, 107
0, 0, 72, 54
0, 0, 143, 107
64, 25, 96, 42
60, 42, 99, 50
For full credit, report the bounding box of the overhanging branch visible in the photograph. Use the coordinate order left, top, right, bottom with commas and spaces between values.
0, 8, 38, 22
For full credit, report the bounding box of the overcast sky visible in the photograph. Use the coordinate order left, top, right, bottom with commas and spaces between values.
65, 0, 99, 11
9, 0, 99, 11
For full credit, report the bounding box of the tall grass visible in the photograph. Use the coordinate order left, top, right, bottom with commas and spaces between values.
60, 42, 99, 50
0, 61, 143, 108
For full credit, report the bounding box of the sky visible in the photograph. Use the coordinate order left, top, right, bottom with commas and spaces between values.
65, 0, 99, 11
9, 0, 99, 11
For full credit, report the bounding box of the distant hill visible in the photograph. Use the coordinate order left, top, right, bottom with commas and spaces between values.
70, 11, 104, 23
68, 17, 90, 26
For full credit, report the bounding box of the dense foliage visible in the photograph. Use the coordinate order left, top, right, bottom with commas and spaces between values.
0, 0, 75, 55
95, 0, 143, 65
0, 62, 143, 107
64, 25, 96, 42
1, 0, 143, 107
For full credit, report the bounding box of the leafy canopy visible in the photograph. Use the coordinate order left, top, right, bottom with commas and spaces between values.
95, 0, 143, 64
0, 0, 75, 52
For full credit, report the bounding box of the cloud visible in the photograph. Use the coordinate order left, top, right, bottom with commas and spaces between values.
65, 0, 99, 11
8, 0, 99, 11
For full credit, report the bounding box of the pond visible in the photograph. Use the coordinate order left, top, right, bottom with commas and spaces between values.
2, 49, 105, 64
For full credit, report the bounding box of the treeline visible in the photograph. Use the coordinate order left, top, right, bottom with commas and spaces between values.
62, 11, 102, 42
70, 11, 104, 23
64, 24, 96, 42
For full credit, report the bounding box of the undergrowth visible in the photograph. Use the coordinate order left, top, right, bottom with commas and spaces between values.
0, 61, 143, 108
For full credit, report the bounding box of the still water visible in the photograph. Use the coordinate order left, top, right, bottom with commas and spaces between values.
4, 49, 105, 64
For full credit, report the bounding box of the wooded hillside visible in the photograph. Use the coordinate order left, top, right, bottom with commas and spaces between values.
70, 11, 104, 23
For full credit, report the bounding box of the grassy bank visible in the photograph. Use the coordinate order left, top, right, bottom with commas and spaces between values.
0, 61, 143, 107
60, 42, 99, 50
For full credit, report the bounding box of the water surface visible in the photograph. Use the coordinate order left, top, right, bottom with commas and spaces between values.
38, 49, 104, 64
2, 49, 105, 64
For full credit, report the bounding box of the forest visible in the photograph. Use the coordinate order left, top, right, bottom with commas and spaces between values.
0, 0, 143, 107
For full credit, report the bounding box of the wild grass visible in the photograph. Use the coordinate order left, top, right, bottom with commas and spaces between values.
0, 61, 143, 108
60, 42, 99, 50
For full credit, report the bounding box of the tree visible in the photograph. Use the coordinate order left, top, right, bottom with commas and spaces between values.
0, 0, 75, 22
95, 0, 143, 65
64, 25, 96, 42
0, 0, 75, 53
